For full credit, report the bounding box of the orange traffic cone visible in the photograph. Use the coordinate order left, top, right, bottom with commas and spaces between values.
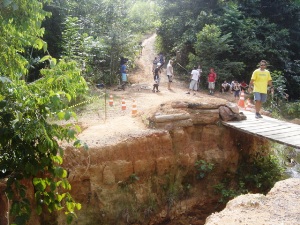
245, 98, 251, 111
109, 95, 113, 106
238, 90, 245, 108
121, 97, 126, 111
132, 100, 137, 116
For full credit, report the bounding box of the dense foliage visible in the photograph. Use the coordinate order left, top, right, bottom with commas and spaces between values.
0, 0, 87, 224
42, 0, 160, 85
158, 0, 300, 101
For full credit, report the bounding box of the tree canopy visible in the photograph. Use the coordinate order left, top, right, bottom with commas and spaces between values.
158, 0, 300, 100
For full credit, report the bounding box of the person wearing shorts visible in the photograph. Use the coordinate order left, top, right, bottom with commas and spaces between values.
207, 68, 217, 95
166, 60, 174, 90
232, 80, 241, 102
186, 66, 200, 95
249, 60, 273, 119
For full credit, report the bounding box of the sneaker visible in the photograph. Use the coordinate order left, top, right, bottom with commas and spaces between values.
255, 113, 263, 119
152, 90, 155, 92
186, 92, 190, 94
156, 90, 160, 92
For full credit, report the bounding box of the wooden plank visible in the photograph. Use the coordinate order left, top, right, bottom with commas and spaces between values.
245, 126, 290, 133
224, 121, 265, 128
225, 122, 287, 130
224, 119, 297, 130
245, 123, 286, 129
222, 111, 300, 148
256, 127, 300, 136
264, 131, 300, 139
276, 135, 300, 143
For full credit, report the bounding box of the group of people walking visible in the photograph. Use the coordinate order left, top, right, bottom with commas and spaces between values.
153, 58, 273, 119
128, 55, 273, 119
152, 57, 218, 96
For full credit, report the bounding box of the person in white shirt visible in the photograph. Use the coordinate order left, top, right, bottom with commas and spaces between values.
186, 66, 200, 95
166, 60, 174, 90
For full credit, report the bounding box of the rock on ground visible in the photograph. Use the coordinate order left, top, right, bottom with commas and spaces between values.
205, 178, 300, 225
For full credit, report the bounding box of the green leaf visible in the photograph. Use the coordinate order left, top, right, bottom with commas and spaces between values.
67, 129, 76, 138
61, 179, 71, 190
73, 140, 81, 147
74, 125, 81, 133
57, 111, 65, 120
34, 38, 44, 50
47, 77, 54, 84
76, 203, 82, 210
33, 178, 46, 191
62, 170, 68, 178
43, 41, 48, 53
66, 202, 75, 212
66, 93, 71, 102
52, 155, 63, 165
40, 55, 52, 63
64, 111, 71, 120
57, 193, 65, 202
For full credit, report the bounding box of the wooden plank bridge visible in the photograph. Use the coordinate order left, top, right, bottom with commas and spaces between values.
222, 110, 300, 148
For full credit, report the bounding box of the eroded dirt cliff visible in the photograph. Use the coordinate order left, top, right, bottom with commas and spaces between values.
57, 99, 269, 225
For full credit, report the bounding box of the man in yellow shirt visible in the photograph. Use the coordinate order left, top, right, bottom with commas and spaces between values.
249, 60, 273, 119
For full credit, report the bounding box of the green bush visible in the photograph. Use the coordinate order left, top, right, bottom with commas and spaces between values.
215, 149, 284, 203
194, 160, 214, 180
238, 151, 284, 193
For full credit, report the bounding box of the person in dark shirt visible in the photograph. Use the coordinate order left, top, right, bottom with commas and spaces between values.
152, 63, 161, 92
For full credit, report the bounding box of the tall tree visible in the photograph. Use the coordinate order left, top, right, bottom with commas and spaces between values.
0, 0, 87, 224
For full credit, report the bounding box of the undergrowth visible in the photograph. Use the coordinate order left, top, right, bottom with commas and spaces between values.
214, 148, 285, 203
